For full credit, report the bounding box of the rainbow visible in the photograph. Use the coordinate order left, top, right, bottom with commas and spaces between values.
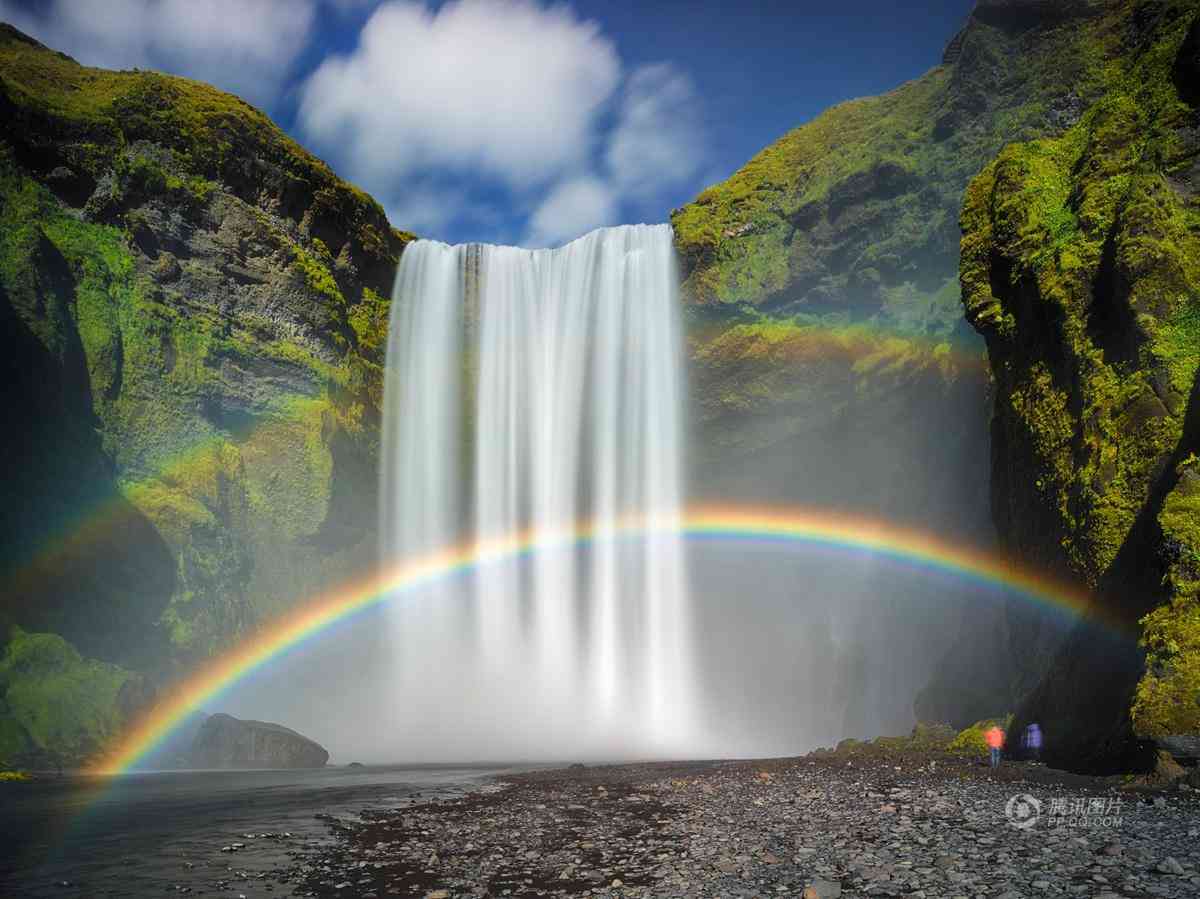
86, 504, 1103, 775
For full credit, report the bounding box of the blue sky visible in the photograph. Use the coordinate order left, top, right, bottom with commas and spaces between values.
3, 0, 975, 246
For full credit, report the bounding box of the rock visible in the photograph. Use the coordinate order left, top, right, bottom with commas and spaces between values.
1151, 749, 1187, 783
189, 713, 329, 769
971, 0, 1097, 32
1157, 857, 1184, 876
958, 0, 1200, 770
1174, 14, 1200, 105
807, 879, 842, 899
1156, 734, 1200, 765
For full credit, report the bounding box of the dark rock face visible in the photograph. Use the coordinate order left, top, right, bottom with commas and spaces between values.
971, 0, 1102, 31
190, 713, 329, 769
1174, 15, 1200, 104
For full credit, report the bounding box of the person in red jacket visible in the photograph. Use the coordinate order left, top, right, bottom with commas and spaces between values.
985, 724, 1005, 769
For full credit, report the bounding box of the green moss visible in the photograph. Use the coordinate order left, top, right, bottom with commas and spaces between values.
814, 722, 959, 759
947, 717, 1011, 758
348, 286, 390, 356
238, 397, 334, 541
0, 628, 132, 764
672, 4, 1126, 333
293, 244, 345, 307
1155, 282, 1200, 395
1132, 455, 1200, 737
1132, 593, 1200, 737
959, 4, 1200, 743
694, 314, 975, 419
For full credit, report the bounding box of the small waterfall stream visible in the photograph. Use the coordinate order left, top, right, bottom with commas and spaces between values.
380, 224, 695, 759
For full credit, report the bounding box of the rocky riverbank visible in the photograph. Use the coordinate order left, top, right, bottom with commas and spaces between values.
288, 749, 1200, 898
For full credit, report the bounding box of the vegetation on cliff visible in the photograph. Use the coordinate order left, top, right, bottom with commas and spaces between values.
0, 24, 411, 766
672, 0, 1119, 329
960, 2, 1200, 762
673, 2, 1153, 729
0, 628, 135, 768
674, 1, 1132, 515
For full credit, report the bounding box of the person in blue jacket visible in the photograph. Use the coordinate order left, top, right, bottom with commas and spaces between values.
1021, 722, 1043, 763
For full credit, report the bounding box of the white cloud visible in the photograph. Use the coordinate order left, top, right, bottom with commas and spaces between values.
0, 0, 711, 244
523, 62, 706, 246
606, 62, 705, 197
0, 0, 316, 110
297, 0, 620, 192
524, 175, 617, 248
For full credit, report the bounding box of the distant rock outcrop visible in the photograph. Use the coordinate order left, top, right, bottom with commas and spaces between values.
190, 713, 329, 769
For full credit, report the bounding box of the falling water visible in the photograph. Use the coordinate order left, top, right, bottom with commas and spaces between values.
380, 224, 694, 760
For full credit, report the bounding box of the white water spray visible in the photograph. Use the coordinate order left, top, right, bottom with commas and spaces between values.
380, 224, 694, 760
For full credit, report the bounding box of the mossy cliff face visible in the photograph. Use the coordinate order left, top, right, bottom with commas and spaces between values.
673, 0, 1118, 324
676, 0, 1134, 520
960, 2, 1200, 770
675, 1, 1149, 729
0, 25, 409, 766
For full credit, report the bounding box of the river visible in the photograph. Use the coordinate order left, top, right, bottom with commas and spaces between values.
1, 764, 519, 896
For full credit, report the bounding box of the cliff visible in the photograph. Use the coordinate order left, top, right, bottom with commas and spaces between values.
0, 24, 408, 766
674, 0, 1129, 522
672, 0, 1151, 728
673, 0, 1117, 322
960, 1, 1200, 770
190, 712, 329, 769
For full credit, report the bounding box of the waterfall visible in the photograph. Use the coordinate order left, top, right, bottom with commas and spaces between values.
380, 224, 694, 759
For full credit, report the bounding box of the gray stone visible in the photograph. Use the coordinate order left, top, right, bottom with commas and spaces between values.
808, 879, 842, 899
1156, 857, 1184, 876
190, 713, 328, 769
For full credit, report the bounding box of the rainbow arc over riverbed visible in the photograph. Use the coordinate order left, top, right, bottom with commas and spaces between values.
87, 503, 1101, 775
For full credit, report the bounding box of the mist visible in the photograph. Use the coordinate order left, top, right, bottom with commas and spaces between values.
207, 220, 1023, 766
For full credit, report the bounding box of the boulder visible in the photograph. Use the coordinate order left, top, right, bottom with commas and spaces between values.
1156, 734, 1200, 765
190, 713, 329, 769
